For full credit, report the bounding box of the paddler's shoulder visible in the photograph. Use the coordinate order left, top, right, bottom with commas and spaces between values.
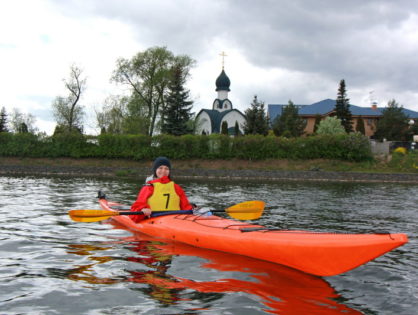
144, 175, 155, 186
145, 176, 171, 186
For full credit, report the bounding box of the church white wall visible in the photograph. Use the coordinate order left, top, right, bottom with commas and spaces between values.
218, 91, 228, 100
221, 111, 246, 133
195, 111, 212, 135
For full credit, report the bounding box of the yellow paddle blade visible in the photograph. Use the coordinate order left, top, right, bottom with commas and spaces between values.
69, 215, 113, 223
225, 200, 265, 220
68, 209, 118, 217
68, 209, 120, 223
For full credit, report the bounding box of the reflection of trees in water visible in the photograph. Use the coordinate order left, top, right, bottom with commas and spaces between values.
64, 239, 363, 313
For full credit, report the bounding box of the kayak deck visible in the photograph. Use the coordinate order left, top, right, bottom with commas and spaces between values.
100, 198, 408, 276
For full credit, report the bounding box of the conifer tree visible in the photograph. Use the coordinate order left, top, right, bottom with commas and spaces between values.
221, 121, 228, 135
374, 99, 409, 141
161, 65, 194, 135
234, 121, 240, 136
272, 100, 306, 137
335, 79, 353, 133
243, 95, 269, 135
0, 107, 9, 133
356, 116, 365, 135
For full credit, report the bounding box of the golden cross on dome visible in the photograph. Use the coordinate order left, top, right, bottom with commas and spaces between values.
219, 51, 227, 69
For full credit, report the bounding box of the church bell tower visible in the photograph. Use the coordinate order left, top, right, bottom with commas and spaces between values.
213, 51, 233, 112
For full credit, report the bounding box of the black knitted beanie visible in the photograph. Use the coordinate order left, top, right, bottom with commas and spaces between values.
152, 156, 171, 177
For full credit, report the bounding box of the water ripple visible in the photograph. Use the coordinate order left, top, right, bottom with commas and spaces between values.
0, 175, 417, 314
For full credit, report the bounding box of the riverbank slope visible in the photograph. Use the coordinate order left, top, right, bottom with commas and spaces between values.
1, 157, 418, 183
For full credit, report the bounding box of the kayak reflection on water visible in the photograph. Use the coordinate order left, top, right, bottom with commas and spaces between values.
124, 241, 181, 305
65, 242, 180, 304
65, 231, 363, 314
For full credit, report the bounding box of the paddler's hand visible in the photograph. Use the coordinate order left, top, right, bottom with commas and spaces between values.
141, 208, 152, 217
193, 208, 212, 216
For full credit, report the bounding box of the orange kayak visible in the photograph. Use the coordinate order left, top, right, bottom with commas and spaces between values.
99, 198, 408, 277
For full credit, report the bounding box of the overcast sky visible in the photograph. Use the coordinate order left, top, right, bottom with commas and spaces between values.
1, 0, 418, 134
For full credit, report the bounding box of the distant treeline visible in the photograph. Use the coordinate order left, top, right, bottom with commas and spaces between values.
0, 133, 373, 161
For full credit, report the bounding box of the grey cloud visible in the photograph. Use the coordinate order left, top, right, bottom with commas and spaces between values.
52, 0, 418, 105
223, 1, 418, 79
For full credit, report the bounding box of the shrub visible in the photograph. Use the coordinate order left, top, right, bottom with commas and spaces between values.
0, 133, 373, 162
316, 117, 345, 135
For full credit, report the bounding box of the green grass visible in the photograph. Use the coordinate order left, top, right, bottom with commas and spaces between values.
1, 153, 417, 174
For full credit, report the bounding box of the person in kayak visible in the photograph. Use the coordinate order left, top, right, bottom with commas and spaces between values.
130, 156, 194, 222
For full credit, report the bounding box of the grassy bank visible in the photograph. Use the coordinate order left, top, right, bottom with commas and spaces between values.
1, 154, 417, 174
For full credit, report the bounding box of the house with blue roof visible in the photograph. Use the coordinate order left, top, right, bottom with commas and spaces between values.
268, 99, 418, 137
195, 68, 246, 135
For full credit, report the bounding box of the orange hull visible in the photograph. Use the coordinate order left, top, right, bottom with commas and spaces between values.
100, 199, 408, 276
118, 234, 364, 314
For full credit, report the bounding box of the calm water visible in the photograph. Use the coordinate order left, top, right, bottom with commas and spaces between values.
0, 175, 417, 314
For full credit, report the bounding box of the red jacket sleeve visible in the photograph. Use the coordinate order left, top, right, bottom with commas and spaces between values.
174, 183, 193, 210
130, 185, 154, 223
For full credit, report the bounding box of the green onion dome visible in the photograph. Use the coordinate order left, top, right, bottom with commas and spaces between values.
215, 69, 231, 91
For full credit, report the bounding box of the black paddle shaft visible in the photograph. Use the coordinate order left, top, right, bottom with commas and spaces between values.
115, 210, 194, 216
118, 211, 143, 215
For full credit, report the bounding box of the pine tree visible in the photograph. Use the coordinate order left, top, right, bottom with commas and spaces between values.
374, 99, 409, 141
335, 79, 353, 133
161, 65, 194, 135
234, 121, 240, 136
221, 121, 228, 135
0, 107, 9, 133
356, 116, 365, 135
272, 100, 306, 137
243, 95, 269, 136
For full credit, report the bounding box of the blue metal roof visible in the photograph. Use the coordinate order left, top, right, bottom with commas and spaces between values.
268, 99, 418, 123
299, 99, 334, 115
402, 108, 418, 119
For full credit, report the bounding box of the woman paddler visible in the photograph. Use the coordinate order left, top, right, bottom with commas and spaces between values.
129, 157, 194, 222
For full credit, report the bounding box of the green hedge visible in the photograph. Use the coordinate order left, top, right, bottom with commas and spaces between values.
0, 132, 373, 161
0, 133, 47, 157
97, 134, 152, 159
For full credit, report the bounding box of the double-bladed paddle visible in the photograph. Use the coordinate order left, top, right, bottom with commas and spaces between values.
69, 200, 265, 222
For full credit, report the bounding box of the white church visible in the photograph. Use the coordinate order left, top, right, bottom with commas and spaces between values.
195, 64, 246, 135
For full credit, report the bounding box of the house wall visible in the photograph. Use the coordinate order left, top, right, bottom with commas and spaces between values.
302, 116, 379, 137
304, 118, 316, 134
352, 117, 378, 137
